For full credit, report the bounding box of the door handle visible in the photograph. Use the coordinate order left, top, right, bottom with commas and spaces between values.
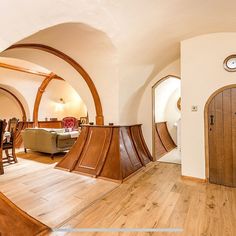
210, 115, 214, 125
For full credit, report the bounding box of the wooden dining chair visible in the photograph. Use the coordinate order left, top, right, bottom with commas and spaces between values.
7, 117, 19, 133
0, 119, 7, 175
3, 118, 18, 164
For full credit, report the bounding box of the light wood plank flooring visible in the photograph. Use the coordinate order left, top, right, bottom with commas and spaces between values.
1, 152, 236, 236
0, 151, 119, 228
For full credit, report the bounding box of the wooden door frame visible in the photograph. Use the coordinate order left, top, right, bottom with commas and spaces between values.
204, 84, 236, 179
151, 75, 181, 160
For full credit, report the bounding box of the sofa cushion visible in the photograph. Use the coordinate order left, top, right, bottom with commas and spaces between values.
57, 133, 76, 148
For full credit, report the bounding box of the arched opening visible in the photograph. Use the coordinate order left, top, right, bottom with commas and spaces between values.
0, 22, 114, 166
38, 79, 87, 122
152, 75, 181, 164
205, 84, 236, 187
0, 86, 27, 122
0, 22, 117, 126
6, 44, 103, 125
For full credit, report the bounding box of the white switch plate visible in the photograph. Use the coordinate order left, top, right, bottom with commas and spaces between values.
191, 105, 198, 112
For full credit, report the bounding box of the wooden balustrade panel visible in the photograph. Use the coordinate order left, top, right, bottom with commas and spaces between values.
119, 127, 143, 179
100, 128, 121, 180
154, 124, 168, 158
0, 192, 51, 235
56, 124, 153, 181
73, 127, 113, 176
156, 122, 176, 152
56, 126, 89, 171
130, 125, 153, 165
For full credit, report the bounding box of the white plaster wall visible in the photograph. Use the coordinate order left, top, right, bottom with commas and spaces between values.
164, 88, 181, 143
118, 64, 155, 124
39, 80, 87, 121
137, 60, 180, 153
181, 33, 236, 179
155, 78, 180, 122
0, 69, 40, 120
0, 90, 22, 120
0, 68, 87, 122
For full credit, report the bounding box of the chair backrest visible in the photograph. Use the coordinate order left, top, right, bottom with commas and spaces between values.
0, 119, 7, 146
0, 120, 6, 174
8, 117, 19, 133
62, 117, 78, 130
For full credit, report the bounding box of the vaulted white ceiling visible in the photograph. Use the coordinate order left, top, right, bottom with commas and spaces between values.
1, 0, 236, 124
1, 0, 236, 71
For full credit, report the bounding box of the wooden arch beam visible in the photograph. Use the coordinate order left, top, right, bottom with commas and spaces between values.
6, 44, 104, 125
33, 73, 56, 127
0, 62, 50, 77
0, 87, 27, 122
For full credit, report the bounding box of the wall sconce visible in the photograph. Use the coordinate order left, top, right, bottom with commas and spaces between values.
59, 98, 65, 104
55, 98, 65, 112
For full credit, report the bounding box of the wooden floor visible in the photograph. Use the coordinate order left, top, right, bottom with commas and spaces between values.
0, 151, 119, 229
1, 152, 236, 236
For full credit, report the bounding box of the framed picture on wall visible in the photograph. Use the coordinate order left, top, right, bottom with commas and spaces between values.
80, 116, 88, 125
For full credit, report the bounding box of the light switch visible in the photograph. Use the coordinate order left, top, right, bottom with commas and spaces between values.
191, 105, 198, 112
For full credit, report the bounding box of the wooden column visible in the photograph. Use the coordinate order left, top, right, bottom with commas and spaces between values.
56, 124, 153, 182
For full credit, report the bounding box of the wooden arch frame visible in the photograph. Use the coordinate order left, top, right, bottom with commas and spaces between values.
33, 73, 64, 127
151, 75, 181, 160
0, 87, 27, 122
204, 84, 236, 180
6, 43, 104, 125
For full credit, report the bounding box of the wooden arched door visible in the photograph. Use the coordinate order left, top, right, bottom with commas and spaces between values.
207, 87, 236, 187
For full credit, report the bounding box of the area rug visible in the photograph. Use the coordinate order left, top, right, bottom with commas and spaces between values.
16, 150, 65, 164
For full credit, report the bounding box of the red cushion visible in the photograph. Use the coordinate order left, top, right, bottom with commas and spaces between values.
62, 117, 78, 130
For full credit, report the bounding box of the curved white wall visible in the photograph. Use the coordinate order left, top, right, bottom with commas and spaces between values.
0, 90, 22, 120
181, 32, 236, 179
0, 70, 40, 119
0, 63, 87, 122
154, 78, 180, 143
39, 80, 87, 120
155, 78, 180, 122
164, 88, 181, 143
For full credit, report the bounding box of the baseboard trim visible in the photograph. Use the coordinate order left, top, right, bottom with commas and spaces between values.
181, 175, 207, 183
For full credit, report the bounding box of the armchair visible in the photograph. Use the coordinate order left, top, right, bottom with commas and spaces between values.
62, 117, 78, 130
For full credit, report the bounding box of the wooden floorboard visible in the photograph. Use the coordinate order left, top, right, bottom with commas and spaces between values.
61, 163, 236, 236
1, 151, 236, 235
0, 151, 119, 229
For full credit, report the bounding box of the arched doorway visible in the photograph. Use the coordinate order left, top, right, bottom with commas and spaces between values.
5, 43, 104, 125
152, 75, 181, 163
0, 87, 27, 122
205, 84, 236, 187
